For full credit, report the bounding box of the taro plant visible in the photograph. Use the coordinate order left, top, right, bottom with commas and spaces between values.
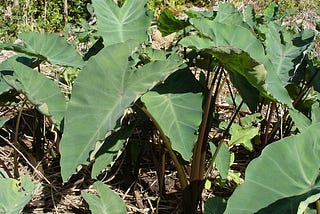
0, 0, 319, 213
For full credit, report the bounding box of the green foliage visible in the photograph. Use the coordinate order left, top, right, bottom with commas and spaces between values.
0, 175, 40, 214
93, 0, 151, 46
224, 122, 320, 213
60, 40, 183, 181
0, 57, 66, 128
141, 68, 203, 160
0, 0, 91, 42
82, 181, 127, 214
0, 0, 319, 213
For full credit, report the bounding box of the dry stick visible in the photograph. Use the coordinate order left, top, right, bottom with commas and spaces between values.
135, 102, 188, 190
0, 134, 51, 185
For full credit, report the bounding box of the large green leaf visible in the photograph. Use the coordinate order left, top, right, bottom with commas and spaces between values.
225, 122, 320, 214
18, 32, 84, 68
0, 175, 40, 214
82, 181, 126, 214
263, 23, 314, 107
93, 0, 151, 46
141, 69, 202, 160
181, 15, 266, 64
60, 41, 183, 182
1, 58, 66, 127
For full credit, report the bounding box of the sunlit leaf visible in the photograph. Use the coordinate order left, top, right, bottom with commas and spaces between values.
60, 41, 183, 181
225, 122, 320, 213
93, 0, 151, 46
141, 69, 202, 160
19, 32, 84, 68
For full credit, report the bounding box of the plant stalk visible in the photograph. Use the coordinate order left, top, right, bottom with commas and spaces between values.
13, 105, 24, 178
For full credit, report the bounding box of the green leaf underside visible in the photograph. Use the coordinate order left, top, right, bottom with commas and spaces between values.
19, 32, 84, 68
60, 41, 183, 182
225, 122, 320, 214
141, 69, 203, 160
93, 0, 151, 46
82, 181, 126, 214
1, 58, 66, 127
0, 175, 40, 214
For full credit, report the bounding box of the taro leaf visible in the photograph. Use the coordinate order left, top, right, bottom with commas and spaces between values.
264, 22, 311, 84
263, 22, 314, 107
228, 123, 258, 152
204, 197, 227, 214
141, 68, 202, 160
1, 58, 66, 128
210, 143, 231, 180
92, 123, 135, 178
214, 3, 247, 28
158, 8, 189, 36
311, 102, 320, 123
0, 117, 9, 128
60, 41, 183, 182
93, 0, 151, 46
243, 6, 256, 29
181, 14, 266, 63
0, 78, 11, 95
82, 181, 126, 214
205, 46, 268, 110
289, 109, 311, 132
0, 175, 40, 214
0, 58, 14, 95
225, 122, 320, 214
18, 32, 84, 68
263, 2, 278, 21
289, 102, 320, 132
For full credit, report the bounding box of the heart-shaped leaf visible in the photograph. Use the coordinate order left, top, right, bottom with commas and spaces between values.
141, 69, 202, 160
225, 122, 320, 213
93, 0, 151, 46
60, 41, 183, 181
18, 32, 84, 68
1, 57, 66, 127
